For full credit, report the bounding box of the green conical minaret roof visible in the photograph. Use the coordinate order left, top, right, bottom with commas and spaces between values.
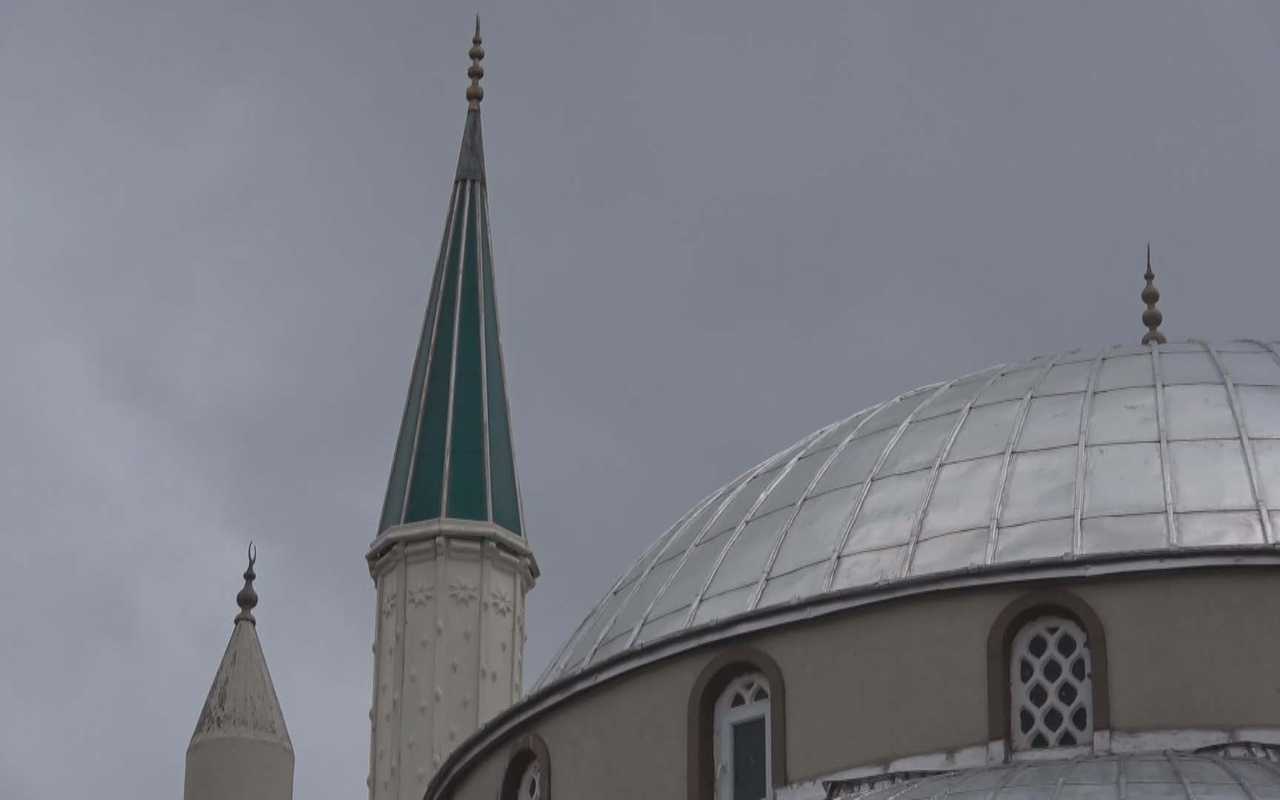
379, 22, 524, 538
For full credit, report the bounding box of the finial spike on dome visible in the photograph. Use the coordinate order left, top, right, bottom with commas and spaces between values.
235, 542, 259, 624
465, 14, 485, 109
1141, 244, 1167, 345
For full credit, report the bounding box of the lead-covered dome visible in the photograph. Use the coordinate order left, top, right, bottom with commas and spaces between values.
538, 340, 1280, 689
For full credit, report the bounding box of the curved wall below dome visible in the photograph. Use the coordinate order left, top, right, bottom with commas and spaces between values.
434, 566, 1280, 800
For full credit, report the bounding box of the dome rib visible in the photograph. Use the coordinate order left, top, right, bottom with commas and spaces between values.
981, 355, 1061, 569
1203, 341, 1273, 543
823, 376, 963, 592
1153, 345, 1178, 546
537, 340, 1280, 692
684, 427, 831, 630
1071, 351, 1108, 554
907, 364, 1013, 575
619, 441, 807, 655
747, 393, 908, 611
583, 487, 725, 667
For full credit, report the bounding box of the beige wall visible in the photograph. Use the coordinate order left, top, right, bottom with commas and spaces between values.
443, 568, 1280, 800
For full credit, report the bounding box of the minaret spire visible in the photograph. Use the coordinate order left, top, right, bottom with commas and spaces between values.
367, 25, 537, 799
185, 547, 293, 800
379, 21, 521, 536
1141, 244, 1167, 345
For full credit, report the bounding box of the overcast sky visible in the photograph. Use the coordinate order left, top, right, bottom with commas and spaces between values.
3, 1, 1280, 798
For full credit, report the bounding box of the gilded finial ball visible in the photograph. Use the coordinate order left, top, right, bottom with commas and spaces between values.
469, 43, 484, 62
466, 84, 484, 104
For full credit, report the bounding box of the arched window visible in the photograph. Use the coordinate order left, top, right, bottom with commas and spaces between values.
1010, 615, 1092, 751
515, 760, 542, 800
714, 673, 772, 800
499, 734, 551, 800
689, 648, 786, 800
987, 590, 1109, 758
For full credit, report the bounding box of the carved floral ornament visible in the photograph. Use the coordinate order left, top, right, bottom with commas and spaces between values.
449, 579, 479, 606
489, 587, 513, 616
410, 582, 435, 607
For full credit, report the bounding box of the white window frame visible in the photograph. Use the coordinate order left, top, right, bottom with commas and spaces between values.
713, 673, 772, 800
515, 758, 542, 800
1010, 614, 1093, 754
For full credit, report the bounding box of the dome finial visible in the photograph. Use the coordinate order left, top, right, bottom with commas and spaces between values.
465, 14, 485, 110
1141, 244, 1167, 345
235, 542, 259, 624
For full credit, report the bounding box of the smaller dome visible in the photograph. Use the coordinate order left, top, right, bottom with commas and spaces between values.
831, 748, 1280, 799
539, 340, 1280, 691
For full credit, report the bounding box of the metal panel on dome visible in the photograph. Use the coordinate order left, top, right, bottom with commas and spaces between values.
768, 483, 862, 575
1088, 388, 1158, 444
534, 341, 1280, 692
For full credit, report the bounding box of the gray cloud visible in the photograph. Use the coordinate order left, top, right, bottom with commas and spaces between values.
3, 1, 1279, 797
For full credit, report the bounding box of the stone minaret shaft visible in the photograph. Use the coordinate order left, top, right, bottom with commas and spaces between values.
367, 20, 537, 799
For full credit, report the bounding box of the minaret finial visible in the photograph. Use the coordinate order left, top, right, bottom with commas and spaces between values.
1141, 244, 1167, 345
235, 542, 259, 624
466, 15, 485, 109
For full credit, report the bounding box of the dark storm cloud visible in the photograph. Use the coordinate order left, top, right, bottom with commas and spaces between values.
3, 2, 1279, 797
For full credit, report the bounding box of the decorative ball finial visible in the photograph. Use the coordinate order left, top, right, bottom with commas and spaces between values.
1141, 244, 1167, 345
235, 542, 259, 624
466, 14, 485, 109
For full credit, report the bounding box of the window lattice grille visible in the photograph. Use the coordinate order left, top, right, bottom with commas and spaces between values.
516, 761, 542, 800
723, 675, 770, 710
1010, 615, 1093, 751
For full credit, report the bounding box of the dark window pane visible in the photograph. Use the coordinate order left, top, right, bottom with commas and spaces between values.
1044, 708, 1063, 732
1044, 659, 1062, 682
732, 717, 768, 800
1020, 658, 1034, 683
1058, 683, 1077, 704
1072, 707, 1089, 731
1029, 683, 1048, 708
1071, 657, 1087, 681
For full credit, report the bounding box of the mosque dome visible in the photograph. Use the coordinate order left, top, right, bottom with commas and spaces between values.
538, 339, 1280, 690
827, 747, 1280, 799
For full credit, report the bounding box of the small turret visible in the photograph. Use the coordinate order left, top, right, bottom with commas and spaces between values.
185, 545, 294, 800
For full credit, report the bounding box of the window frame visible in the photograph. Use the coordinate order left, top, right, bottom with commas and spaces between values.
1009, 614, 1093, 752
689, 647, 786, 800
987, 589, 1109, 759
499, 733, 551, 800
714, 673, 773, 800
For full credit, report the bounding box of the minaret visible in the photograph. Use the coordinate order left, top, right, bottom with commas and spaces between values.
185, 546, 294, 800
367, 19, 538, 799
